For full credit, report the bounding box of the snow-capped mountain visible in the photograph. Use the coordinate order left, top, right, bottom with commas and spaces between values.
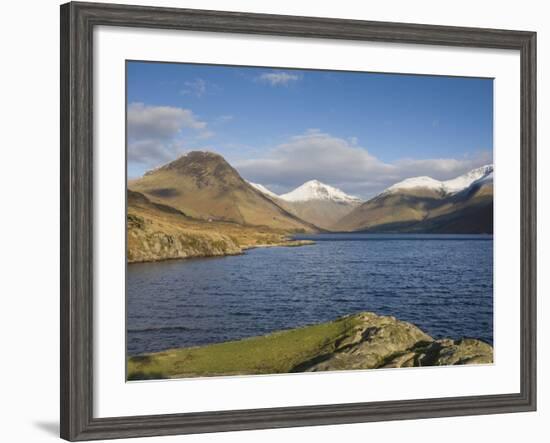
279, 180, 362, 203
248, 182, 279, 199
248, 179, 361, 230
385, 165, 493, 196
336, 164, 494, 234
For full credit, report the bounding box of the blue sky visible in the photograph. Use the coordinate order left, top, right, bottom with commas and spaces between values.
127, 61, 493, 198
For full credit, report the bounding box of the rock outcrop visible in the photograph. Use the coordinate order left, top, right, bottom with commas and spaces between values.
295, 312, 493, 372
128, 311, 493, 380
127, 212, 243, 263
127, 190, 314, 263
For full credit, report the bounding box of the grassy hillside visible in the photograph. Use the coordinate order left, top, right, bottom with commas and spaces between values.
335, 182, 493, 234
129, 151, 318, 232
335, 190, 441, 232
128, 312, 493, 379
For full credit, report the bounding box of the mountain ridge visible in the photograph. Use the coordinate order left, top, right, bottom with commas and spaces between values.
129, 151, 319, 232
384, 164, 493, 196
335, 165, 493, 234
131, 152, 493, 235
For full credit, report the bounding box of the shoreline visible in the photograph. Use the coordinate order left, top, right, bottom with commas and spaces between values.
128, 238, 315, 264
127, 187, 321, 264
127, 311, 493, 380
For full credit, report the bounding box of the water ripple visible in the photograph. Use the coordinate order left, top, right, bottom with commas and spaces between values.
127, 234, 493, 355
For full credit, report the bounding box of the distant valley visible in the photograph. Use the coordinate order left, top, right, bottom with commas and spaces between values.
127, 151, 493, 263
250, 180, 362, 230
250, 165, 493, 234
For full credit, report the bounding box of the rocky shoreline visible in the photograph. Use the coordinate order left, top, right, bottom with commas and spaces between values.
128, 311, 493, 380
127, 222, 314, 264
127, 190, 315, 263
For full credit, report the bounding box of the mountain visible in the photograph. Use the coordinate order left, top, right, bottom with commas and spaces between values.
385, 165, 493, 196
279, 180, 362, 204
251, 179, 362, 230
128, 151, 317, 232
335, 166, 493, 233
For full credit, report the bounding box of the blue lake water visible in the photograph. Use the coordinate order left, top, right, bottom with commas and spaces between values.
127, 233, 493, 356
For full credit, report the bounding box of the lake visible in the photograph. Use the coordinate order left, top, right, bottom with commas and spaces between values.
127, 233, 493, 356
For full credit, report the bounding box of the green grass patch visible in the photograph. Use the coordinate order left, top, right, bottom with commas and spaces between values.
127, 315, 362, 380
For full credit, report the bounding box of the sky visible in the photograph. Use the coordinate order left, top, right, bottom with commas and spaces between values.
127, 61, 493, 199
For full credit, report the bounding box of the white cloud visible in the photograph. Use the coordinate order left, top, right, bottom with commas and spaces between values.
127, 102, 212, 167
180, 78, 207, 97
257, 71, 301, 86
128, 102, 206, 137
234, 130, 492, 199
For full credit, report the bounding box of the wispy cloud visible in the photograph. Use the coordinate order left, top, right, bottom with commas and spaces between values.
257, 71, 301, 86
180, 78, 207, 97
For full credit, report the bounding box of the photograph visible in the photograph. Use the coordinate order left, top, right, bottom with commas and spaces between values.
1, 0, 543, 441
126, 61, 494, 380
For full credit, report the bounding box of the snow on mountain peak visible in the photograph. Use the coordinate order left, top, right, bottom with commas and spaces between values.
384, 164, 493, 196
442, 164, 493, 193
386, 176, 445, 193
279, 180, 362, 203
248, 182, 279, 199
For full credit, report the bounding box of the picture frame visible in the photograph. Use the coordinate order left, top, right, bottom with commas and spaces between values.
60, 1, 536, 441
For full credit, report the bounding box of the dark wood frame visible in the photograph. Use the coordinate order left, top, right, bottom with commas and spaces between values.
60, 1, 537, 441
